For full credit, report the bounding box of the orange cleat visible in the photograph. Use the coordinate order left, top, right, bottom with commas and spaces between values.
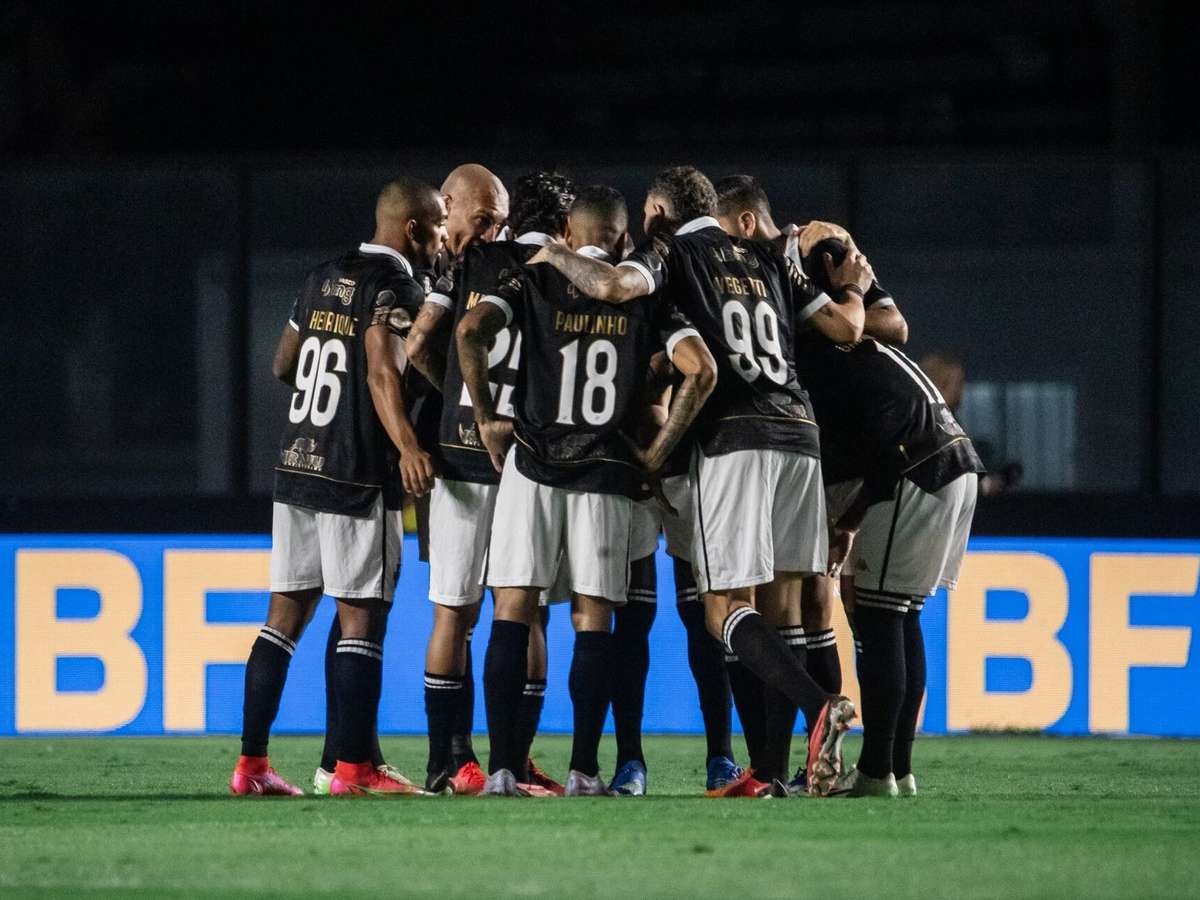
704, 767, 771, 798
525, 758, 565, 796
449, 760, 487, 796
806, 696, 856, 797
230, 756, 303, 797
330, 761, 426, 796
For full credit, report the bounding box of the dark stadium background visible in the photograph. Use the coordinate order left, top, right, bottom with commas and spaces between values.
2, 1, 1197, 536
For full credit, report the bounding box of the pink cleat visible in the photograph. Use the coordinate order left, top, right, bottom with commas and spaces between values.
230, 756, 304, 796
330, 761, 426, 796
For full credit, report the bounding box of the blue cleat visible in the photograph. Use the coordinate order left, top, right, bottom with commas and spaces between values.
787, 766, 808, 797
705, 756, 743, 792
610, 760, 647, 796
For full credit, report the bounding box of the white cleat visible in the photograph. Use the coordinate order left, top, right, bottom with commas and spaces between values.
312, 767, 334, 796
829, 768, 899, 798
482, 768, 529, 796
897, 773, 917, 797
564, 770, 612, 796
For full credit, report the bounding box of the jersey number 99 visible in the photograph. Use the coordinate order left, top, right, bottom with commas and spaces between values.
722, 300, 788, 385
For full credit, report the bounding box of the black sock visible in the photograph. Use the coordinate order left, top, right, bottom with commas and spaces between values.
801, 627, 842, 733
852, 597, 907, 780
894, 603, 927, 779
612, 571, 656, 767
368, 611, 390, 768
568, 630, 614, 778
723, 607, 829, 726
483, 620, 530, 775
759, 625, 805, 783
333, 637, 383, 764
240, 627, 296, 757
424, 671, 463, 776
676, 564, 734, 763
726, 653, 766, 771
513, 678, 546, 780
320, 616, 340, 771
451, 628, 478, 770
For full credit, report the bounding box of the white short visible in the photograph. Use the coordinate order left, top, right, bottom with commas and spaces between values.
629, 474, 693, 563
269, 498, 402, 601
486, 449, 633, 604
427, 478, 497, 606
846, 473, 979, 602
691, 448, 827, 594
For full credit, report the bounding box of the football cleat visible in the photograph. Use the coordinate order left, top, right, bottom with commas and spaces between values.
806, 696, 856, 797
312, 767, 333, 796
705, 756, 743, 792
828, 768, 899, 798
482, 768, 529, 796
526, 758, 565, 796
424, 768, 453, 795
609, 760, 647, 796
564, 770, 613, 796
786, 766, 808, 797
767, 778, 791, 799
704, 767, 770, 798
515, 781, 559, 797
329, 761, 426, 796
230, 757, 303, 797
450, 760, 487, 796
897, 773, 918, 797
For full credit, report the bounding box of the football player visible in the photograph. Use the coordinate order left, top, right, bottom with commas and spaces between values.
459, 183, 718, 796
231, 177, 444, 796
529, 166, 869, 796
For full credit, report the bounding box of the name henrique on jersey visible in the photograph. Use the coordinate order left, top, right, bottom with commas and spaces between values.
618, 217, 825, 458
274, 243, 424, 515
486, 248, 699, 498
437, 236, 543, 484
791, 237, 984, 500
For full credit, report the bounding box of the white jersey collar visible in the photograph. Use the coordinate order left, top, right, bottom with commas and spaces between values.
359, 242, 413, 276
515, 231, 554, 247
576, 245, 611, 260
675, 216, 721, 236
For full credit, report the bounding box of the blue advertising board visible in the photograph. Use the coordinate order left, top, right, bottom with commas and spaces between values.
1, 535, 1196, 736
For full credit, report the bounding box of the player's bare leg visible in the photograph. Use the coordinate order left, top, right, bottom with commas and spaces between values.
565, 593, 616, 796
424, 600, 481, 793
482, 587, 540, 796
705, 586, 854, 797
232, 589, 321, 796
755, 574, 806, 795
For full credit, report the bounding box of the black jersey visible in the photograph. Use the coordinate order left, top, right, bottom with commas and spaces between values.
408, 253, 457, 468
493, 250, 698, 498
274, 244, 424, 515
437, 237, 542, 484
620, 217, 823, 458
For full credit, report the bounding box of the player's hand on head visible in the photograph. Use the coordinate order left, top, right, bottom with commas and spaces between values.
400, 444, 435, 498
799, 220, 856, 257
824, 248, 875, 295
478, 418, 514, 473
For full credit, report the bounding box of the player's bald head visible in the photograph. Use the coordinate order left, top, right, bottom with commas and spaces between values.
441, 163, 509, 256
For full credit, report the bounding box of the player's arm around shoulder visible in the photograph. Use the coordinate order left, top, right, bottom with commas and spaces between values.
365, 275, 434, 496
635, 332, 717, 474
526, 241, 651, 304
804, 249, 870, 346
454, 281, 516, 472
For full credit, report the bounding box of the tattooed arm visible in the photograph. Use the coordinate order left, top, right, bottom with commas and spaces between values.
454, 301, 512, 473
635, 336, 717, 473
527, 242, 651, 304
405, 301, 452, 389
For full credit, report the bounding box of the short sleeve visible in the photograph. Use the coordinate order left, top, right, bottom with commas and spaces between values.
785, 256, 832, 323
287, 291, 302, 330
654, 302, 700, 362
618, 235, 672, 294
480, 267, 527, 327
864, 279, 894, 309
370, 275, 425, 338
424, 267, 457, 311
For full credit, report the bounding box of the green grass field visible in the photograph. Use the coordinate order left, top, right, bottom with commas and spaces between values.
2, 734, 1198, 898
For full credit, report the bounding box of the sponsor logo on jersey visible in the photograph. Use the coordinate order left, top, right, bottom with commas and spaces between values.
457, 422, 482, 448
321, 277, 357, 305
280, 437, 326, 472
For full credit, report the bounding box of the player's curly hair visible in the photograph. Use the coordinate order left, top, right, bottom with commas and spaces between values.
648, 166, 717, 225
509, 171, 576, 237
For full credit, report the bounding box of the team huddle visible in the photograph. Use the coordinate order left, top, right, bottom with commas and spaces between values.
230, 163, 982, 799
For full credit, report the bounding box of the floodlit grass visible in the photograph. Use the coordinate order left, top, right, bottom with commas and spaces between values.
1, 734, 1198, 898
